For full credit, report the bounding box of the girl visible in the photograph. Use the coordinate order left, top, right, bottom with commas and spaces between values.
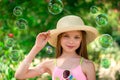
15, 15, 98, 80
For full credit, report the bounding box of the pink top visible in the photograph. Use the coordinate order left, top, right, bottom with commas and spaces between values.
52, 57, 87, 80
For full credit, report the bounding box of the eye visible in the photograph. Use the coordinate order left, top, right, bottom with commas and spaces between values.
75, 36, 80, 39
63, 35, 69, 38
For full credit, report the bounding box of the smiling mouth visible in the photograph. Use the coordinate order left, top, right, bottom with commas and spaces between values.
66, 45, 75, 49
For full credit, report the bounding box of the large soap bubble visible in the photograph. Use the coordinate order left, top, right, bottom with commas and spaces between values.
48, 0, 64, 15
101, 58, 111, 68
96, 14, 108, 26
16, 18, 28, 30
98, 34, 113, 48
5, 38, 15, 48
9, 50, 24, 62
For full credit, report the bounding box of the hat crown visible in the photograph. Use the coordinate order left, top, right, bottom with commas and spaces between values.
57, 15, 85, 29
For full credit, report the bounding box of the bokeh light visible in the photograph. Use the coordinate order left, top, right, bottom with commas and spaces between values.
101, 58, 111, 68
96, 14, 108, 26
45, 46, 53, 54
0, 62, 7, 73
8, 33, 14, 38
90, 6, 98, 14
48, 0, 64, 15
5, 38, 15, 48
98, 34, 113, 48
13, 6, 23, 16
16, 18, 28, 30
0, 42, 4, 51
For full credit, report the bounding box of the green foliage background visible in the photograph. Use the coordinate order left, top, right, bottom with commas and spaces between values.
0, 0, 120, 80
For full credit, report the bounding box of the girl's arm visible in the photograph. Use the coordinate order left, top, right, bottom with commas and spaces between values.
15, 31, 50, 79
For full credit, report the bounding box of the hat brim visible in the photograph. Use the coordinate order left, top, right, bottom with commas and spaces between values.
48, 25, 98, 47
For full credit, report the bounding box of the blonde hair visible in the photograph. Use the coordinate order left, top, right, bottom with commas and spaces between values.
55, 31, 88, 59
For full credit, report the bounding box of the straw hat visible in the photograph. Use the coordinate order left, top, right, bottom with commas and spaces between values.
48, 15, 98, 47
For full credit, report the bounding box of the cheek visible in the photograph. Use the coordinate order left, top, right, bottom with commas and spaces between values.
75, 39, 82, 46
60, 38, 67, 45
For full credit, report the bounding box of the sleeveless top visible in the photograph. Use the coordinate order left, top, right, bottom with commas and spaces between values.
52, 57, 87, 80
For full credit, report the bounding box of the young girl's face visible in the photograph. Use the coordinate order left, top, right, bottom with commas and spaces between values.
60, 30, 82, 53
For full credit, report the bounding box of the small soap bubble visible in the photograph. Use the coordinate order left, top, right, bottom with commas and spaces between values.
98, 34, 113, 48
96, 14, 108, 26
16, 18, 28, 30
13, 6, 23, 16
9, 50, 23, 62
45, 46, 53, 54
101, 58, 111, 68
48, 0, 64, 15
90, 6, 98, 14
5, 38, 15, 48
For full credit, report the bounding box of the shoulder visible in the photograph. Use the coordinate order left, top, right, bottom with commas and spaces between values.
82, 58, 94, 66
82, 58, 95, 73
81, 58, 96, 79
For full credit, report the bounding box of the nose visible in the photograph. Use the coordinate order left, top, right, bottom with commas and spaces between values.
68, 38, 74, 44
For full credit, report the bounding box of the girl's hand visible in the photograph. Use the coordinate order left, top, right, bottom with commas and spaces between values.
35, 31, 50, 49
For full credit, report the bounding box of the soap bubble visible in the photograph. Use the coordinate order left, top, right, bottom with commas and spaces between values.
9, 50, 23, 62
16, 18, 28, 30
45, 46, 53, 54
5, 38, 15, 48
48, 0, 64, 15
90, 6, 98, 14
101, 58, 111, 68
98, 34, 113, 48
96, 14, 108, 26
13, 6, 23, 16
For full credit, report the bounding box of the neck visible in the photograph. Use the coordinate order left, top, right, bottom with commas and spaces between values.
60, 51, 79, 58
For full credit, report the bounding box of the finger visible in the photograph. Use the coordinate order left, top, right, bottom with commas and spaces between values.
43, 31, 50, 38
37, 31, 50, 39
45, 36, 50, 42
46, 30, 51, 36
